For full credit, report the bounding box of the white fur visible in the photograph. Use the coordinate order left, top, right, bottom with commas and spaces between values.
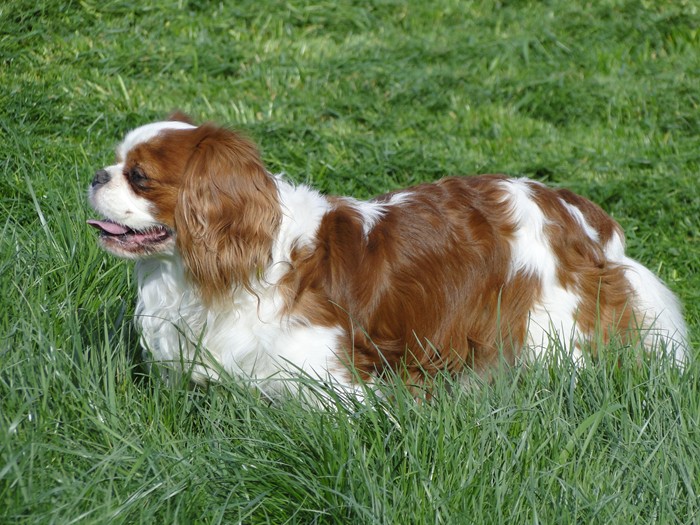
500, 179, 584, 360
601, 230, 688, 364
560, 198, 600, 243
333, 191, 414, 238
117, 121, 195, 161
88, 165, 157, 233
617, 260, 687, 365
338, 197, 388, 237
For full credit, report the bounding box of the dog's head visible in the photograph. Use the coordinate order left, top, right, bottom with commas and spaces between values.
88, 114, 281, 301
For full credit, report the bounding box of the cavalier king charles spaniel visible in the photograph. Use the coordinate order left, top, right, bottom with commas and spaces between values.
88, 115, 688, 395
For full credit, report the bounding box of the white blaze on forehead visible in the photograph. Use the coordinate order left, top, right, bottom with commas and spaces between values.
117, 121, 196, 160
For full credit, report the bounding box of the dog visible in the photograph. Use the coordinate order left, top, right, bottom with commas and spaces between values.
88, 114, 688, 395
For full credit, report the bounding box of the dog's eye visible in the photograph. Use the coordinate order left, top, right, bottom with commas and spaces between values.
127, 167, 149, 188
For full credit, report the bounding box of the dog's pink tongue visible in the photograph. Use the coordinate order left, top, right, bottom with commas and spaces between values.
87, 220, 130, 235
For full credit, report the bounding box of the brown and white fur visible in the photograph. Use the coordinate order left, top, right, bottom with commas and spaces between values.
87, 116, 688, 396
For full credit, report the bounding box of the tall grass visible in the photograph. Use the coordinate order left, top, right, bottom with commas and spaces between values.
1, 0, 699, 523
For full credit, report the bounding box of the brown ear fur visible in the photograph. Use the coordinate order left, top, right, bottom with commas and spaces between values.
175, 124, 281, 304
167, 111, 196, 125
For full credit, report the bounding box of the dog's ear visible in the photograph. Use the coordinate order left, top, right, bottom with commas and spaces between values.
167, 110, 196, 125
174, 124, 281, 304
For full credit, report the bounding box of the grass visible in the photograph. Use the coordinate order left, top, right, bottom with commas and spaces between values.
1, 0, 699, 522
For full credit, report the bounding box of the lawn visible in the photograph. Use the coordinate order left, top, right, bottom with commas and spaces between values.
1, 0, 699, 523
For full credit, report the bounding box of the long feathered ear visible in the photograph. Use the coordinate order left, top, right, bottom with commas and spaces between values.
174, 124, 281, 304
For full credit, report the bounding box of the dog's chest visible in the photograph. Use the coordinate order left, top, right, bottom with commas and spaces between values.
133, 260, 275, 378
131, 259, 344, 384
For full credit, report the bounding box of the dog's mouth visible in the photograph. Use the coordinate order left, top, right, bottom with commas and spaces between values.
87, 219, 174, 257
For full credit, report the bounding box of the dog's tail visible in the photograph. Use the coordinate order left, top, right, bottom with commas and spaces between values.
622, 256, 690, 366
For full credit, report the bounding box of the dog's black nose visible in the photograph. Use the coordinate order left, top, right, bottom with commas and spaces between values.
92, 169, 111, 187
